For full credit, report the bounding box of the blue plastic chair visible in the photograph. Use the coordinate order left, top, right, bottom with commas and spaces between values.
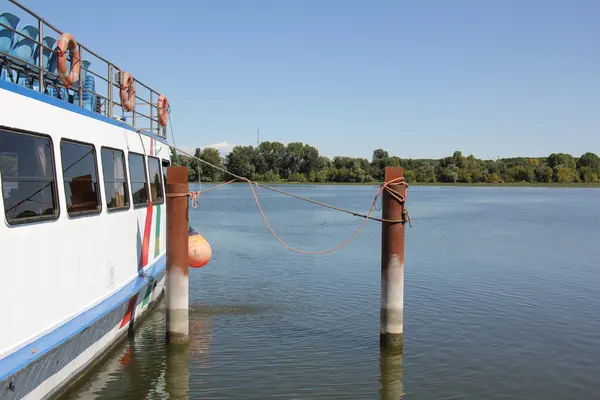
73, 60, 97, 111
0, 12, 19, 53
44, 49, 69, 101
0, 12, 20, 81
83, 73, 96, 111
10, 25, 39, 88
34, 36, 56, 69
11, 25, 38, 63
31, 36, 56, 92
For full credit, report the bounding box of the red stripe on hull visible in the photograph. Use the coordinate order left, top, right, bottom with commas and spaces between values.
140, 202, 153, 269
120, 294, 139, 328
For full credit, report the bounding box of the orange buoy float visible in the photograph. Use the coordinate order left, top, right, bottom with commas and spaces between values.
119, 72, 135, 111
56, 33, 80, 88
157, 94, 169, 126
188, 226, 212, 268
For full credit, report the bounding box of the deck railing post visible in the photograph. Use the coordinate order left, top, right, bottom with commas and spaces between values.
166, 166, 189, 343
37, 19, 43, 93
380, 167, 406, 352
150, 91, 154, 133
108, 64, 113, 118
77, 44, 83, 107
132, 92, 136, 126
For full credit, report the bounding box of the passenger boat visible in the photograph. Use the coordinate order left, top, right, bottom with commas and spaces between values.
0, 1, 172, 398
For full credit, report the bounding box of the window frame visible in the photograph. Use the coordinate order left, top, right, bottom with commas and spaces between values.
147, 155, 165, 205
0, 126, 60, 226
60, 138, 102, 218
128, 151, 150, 209
101, 146, 131, 213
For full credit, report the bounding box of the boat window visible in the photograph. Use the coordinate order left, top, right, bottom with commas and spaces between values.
162, 159, 170, 192
0, 129, 59, 224
60, 140, 101, 216
101, 147, 130, 211
128, 152, 149, 207
148, 156, 164, 203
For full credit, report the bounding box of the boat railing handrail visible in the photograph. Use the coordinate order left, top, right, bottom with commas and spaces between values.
1, 0, 166, 138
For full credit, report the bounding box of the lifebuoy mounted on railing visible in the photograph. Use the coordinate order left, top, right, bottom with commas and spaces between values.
157, 94, 169, 126
119, 72, 135, 111
56, 33, 80, 88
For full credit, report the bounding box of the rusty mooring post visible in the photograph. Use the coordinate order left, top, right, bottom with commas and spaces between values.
380, 167, 406, 351
166, 166, 189, 343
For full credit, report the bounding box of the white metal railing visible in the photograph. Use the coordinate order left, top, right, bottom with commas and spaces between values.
0, 0, 167, 137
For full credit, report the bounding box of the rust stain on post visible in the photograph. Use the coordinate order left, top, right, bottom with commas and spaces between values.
166, 166, 190, 342
380, 167, 406, 351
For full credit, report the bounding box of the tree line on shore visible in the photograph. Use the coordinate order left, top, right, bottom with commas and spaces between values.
170, 142, 600, 184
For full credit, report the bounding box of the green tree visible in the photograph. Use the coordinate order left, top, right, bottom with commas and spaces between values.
200, 147, 223, 181
505, 165, 534, 182
534, 165, 553, 183
578, 152, 599, 169
283, 142, 304, 178
437, 165, 459, 183
554, 166, 578, 183
372, 149, 389, 160
404, 170, 416, 182
547, 153, 576, 169
414, 163, 436, 182
225, 146, 255, 178
300, 144, 320, 176
580, 167, 599, 183
258, 141, 286, 176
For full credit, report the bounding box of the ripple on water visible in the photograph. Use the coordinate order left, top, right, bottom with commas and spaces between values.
63, 186, 600, 399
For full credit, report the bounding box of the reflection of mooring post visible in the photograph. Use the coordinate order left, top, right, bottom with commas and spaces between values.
380, 167, 406, 351
166, 343, 190, 398
379, 350, 404, 400
166, 166, 189, 343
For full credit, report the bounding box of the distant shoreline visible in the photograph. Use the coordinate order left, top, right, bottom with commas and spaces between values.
188, 181, 600, 188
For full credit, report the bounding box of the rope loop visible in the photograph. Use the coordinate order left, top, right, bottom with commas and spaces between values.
165, 192, 191, 198
190, 191, 199, 208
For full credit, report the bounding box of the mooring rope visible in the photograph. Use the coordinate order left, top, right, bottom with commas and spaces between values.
164, 112, 410, 254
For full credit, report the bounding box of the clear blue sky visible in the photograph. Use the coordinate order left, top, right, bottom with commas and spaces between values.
12, 0, 600, 160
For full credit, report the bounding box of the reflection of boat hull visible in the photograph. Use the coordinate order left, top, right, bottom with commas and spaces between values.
63, 298, 174, 399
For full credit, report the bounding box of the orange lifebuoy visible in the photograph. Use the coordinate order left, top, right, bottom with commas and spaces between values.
56, 33, 80, 88
119, 72, 135, 111
157, 95, 169, 126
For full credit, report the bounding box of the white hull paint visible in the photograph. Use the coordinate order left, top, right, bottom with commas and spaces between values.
0, 73, 172, 399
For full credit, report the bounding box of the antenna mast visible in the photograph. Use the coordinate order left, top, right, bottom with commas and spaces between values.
257, 126, 260, 147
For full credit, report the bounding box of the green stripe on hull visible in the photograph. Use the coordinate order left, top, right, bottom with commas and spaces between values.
142, 280, 154, 308
154, 204, 161, 258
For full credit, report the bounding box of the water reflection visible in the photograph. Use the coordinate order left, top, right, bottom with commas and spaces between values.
61, 185, 600, 398
62, 302, 213, 400
165, 343, 189, 400
380, 350, 403, 399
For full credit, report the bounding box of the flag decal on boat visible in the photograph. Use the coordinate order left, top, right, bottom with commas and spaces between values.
120, 294, 139, 328
139, 202, 154, 270
142, 279, 154, 308
154, 204, 161, 258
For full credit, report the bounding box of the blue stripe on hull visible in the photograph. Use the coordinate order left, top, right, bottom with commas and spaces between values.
0, 79, 168, 146
0, 255, 167, 398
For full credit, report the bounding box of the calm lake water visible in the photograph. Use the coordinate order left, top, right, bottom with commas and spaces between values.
64, 185, 600, 399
